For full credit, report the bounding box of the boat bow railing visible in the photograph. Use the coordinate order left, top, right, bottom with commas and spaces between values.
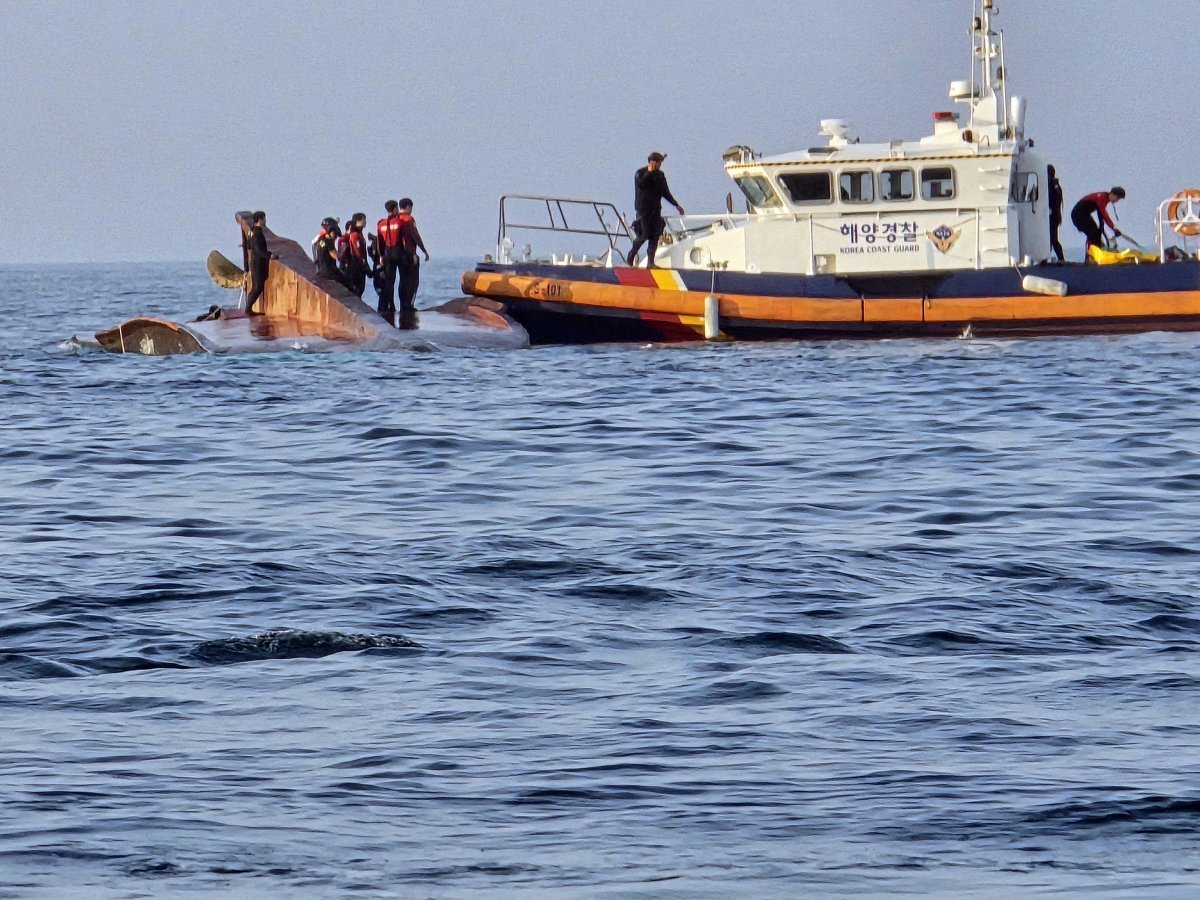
496, 195, 634, 264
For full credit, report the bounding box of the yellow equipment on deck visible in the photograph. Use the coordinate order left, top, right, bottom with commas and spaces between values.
1088, 245, 1159, 265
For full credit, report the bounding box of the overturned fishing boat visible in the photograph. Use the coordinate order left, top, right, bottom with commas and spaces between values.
462, 1, 1200, 344
94, 212, 527, 356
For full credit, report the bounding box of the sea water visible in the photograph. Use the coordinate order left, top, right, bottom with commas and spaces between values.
1, 261, 1199, 897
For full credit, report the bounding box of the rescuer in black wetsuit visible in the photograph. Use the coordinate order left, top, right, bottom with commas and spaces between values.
244, 210, 273, 315
1048, 165, 1065, 263
1072, 187, 1126, 257
625, 152, 685, 268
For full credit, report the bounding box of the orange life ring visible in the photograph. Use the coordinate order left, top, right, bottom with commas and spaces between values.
1167, 189, 1200, 237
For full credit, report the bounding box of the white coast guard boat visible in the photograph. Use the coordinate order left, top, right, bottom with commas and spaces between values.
463, 0, 1200, 343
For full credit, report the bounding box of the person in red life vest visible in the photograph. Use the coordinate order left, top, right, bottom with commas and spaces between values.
1071, 186, 1125, 257
338, 213, 370, 298
394, 198, 430, 330
376, 200, 404, 326
244, 210, 273, 316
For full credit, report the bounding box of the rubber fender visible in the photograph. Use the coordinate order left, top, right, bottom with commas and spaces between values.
1022, 274, 1068, 297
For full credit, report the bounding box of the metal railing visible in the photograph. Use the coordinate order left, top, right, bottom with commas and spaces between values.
496, 195, 634, 262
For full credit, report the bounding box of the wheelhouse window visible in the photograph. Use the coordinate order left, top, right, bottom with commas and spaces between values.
921, 167, 956, 200
735, 175, 783, 209
839, 170, 875, 203
880, 168, 915, 202
1011, 172, 1039, 203
779, 171, 833, 204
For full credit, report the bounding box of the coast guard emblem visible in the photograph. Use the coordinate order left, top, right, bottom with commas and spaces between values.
928, 224, 961, 255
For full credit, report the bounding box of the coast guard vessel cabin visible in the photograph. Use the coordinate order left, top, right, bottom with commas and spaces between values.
658, 0, 1048, 276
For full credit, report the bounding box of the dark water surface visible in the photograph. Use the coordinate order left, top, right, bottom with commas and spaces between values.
2, 262, 1200, 897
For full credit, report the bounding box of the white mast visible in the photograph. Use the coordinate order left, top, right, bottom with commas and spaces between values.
959, 0, 1010, 144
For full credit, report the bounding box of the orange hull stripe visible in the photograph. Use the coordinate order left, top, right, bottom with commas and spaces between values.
462, 272, 1200, 325
463, 272, 862, 322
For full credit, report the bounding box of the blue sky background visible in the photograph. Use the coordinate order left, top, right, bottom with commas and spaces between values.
2, 0, 1196, 264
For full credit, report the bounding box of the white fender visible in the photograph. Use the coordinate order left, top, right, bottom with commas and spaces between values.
1022, 275, 1068, 297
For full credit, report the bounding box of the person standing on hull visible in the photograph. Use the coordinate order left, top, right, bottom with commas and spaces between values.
376, 200, 404, 327
1048, 165, 1065, 263
311, 217, 339, 264
338, 213, 370, 298
625, 151, 685, 268
394, 198, 430, 331
367, 230, 388, 311
314, 216, 348, 287
244, 210, 273, 316
1071, 187, 1125, 257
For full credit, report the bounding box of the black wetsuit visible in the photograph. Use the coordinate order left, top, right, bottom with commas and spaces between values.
1049, 175, 1065, 262
626, 167, 681, 267
1071, 192, 1120, 254
367, 234, 389, 315
245, 225, 271, 314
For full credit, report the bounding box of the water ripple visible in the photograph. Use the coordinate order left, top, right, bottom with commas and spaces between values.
2, 263, 1200, 895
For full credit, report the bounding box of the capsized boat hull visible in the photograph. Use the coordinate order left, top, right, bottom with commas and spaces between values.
462, 261, 1200, 343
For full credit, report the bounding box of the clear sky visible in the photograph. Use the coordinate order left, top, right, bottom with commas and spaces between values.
2, 0, 1196, 264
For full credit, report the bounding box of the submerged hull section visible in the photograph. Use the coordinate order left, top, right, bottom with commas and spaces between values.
462, 261, 1200, 344
94, 213, 529, 356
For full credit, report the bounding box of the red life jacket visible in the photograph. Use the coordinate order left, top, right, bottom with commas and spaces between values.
395, 213, 417, 251
377, 213, 403, 249
339, 231, 367, 266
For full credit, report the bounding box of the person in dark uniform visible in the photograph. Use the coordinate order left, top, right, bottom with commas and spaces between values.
338, 213, 370, 298
394, 198, 430, 330
245, 210, 273, 315
625, 151, 685, 268
1047, 165, 1065, 262
367, 231, 388, 312
314, 216, 348, 286
1071, 187, 1125, 257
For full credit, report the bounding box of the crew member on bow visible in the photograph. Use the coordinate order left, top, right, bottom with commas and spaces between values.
244, 210, 273, 316
625, 151, 685, 268
1071, 186, 1125, 256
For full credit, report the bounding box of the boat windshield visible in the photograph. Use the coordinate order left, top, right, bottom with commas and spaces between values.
735, 175, 783, 209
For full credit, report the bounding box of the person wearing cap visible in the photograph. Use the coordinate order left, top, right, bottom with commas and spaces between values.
1071, 186, 1126, 256
313, 217, 347, 285
625, 151, 685, 268
311, 216, 340, 264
